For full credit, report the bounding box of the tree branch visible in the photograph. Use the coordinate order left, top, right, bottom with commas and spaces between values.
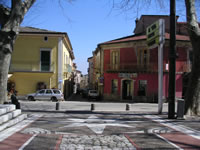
3, 0, 36, 31
22, 0, 36, 16
0, 4, 11, 26
185, 0, 200, 37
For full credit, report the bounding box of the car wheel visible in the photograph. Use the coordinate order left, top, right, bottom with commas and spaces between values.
28, 96, 34, 101
51, 97, 58, 102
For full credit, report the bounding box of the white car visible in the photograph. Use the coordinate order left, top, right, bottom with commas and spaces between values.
26, 89, 64, 101
88, 90, 99, 100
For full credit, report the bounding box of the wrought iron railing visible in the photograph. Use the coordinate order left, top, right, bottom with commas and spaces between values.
105, 62, 190, 73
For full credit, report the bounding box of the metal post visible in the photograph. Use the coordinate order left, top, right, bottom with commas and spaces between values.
56, 102, 60, 110
168, 0, 176, 119
91, 103, 95, 111
126, 104, 131, 111
158, 43, 164, 114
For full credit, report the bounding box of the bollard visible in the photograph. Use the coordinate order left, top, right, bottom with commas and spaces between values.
126, 104, 131, 111
56, 102, 60, 110
91, 103, 95, 111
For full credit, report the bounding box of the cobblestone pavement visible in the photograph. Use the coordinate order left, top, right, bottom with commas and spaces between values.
60, 135, 135, 150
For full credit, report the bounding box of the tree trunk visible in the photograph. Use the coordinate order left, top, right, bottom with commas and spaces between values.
184, 0, 200, 115
0, 49, 11, 104
185, 42, 200, 115
0, 30, 15, 104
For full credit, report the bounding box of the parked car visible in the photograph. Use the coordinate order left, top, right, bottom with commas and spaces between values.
81, 89, 89, 98
88, 90, 99, 100
26, 89, 64, 101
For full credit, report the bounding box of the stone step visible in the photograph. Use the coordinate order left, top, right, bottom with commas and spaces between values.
0, 109, 22, 125
0, 104, 16, 116
0, 114, 27, 132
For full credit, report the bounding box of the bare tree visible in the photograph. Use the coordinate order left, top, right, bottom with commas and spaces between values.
184, 0, 200, 115
0, 0, 36, 104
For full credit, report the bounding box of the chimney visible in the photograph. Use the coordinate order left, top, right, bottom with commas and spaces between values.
135, 18, 139, 26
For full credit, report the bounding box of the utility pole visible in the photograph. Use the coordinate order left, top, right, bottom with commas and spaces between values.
168, 0, 176, 119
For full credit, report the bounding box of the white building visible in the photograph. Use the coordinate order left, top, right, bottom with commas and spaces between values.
80, 74, 88, 89
73, 70, 82, 93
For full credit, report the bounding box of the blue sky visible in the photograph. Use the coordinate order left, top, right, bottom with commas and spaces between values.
21, 0, 187, 74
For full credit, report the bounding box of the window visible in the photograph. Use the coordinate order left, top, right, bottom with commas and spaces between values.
64, 52, 66, 65
111, 79, 118, 94
41, 50, 51, 71
143, 50, 147, 66
138, 49, 149, 67
66, 55, 69, 64
46, 90, 52, 94
44, 36, 48, 42
38, 90, 45, 94
138, 80, 147, 96
111, 50, 119, 70
53, 90, 60, 94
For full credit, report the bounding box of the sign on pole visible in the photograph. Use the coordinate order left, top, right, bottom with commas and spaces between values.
146, 19, 165, 114
146, 19, 165, 48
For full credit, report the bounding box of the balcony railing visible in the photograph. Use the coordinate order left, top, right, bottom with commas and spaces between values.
106, 63, 157, 73
105, 62, 191, 73
64, 64, 72, 73
9, 62, 54, 72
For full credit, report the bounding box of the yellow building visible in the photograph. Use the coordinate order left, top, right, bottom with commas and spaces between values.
8, 27, 75, 98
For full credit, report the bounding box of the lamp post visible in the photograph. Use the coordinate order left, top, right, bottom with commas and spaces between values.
168, 0, 176, 119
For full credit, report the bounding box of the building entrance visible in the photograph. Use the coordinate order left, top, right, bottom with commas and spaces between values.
122, 80, 133, 100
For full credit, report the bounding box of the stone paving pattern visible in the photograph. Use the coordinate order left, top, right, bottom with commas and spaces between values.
60, 134, 135, 150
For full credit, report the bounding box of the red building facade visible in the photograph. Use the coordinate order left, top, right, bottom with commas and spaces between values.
94, 15, 191, 102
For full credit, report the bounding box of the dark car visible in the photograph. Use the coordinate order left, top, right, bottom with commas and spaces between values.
81, 89, 89, 98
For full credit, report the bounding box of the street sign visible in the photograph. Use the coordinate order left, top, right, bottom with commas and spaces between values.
147, 37, 160, 48
146, 19, 165, 114
146, 19, 165, 48
146, 21, 160, 41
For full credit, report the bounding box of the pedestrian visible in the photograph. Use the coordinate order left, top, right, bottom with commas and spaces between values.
11, 90, 20, 109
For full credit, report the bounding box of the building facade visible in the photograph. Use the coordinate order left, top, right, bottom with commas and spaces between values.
87, 57, 94, 89
94, 15, 191, 102
80, 74, 89, 89
73, 69, 82, 94
8, 27, 75, 99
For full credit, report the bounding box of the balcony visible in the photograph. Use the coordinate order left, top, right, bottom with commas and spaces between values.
9, 62, 55, 72
64, 64, 72, 73
106, 63, 157, 73
105, 62, 191, 73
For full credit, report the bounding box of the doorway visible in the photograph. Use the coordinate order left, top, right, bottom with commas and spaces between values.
122, 80, 133, 100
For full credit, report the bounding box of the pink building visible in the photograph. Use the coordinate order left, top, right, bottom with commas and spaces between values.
94, 15, 191, 102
